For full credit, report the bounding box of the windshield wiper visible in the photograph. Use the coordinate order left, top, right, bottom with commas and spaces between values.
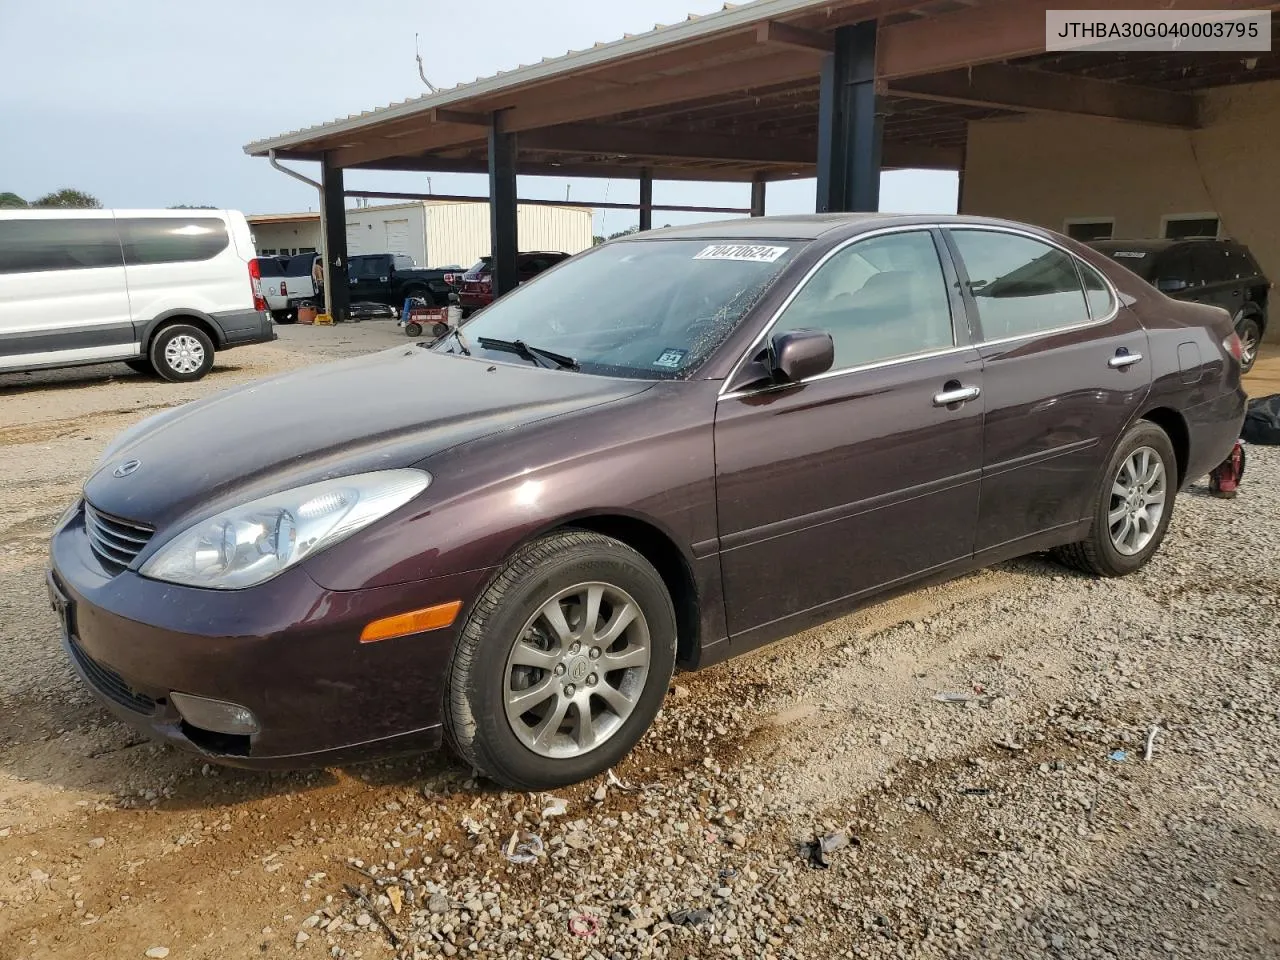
476, 337, 578, 371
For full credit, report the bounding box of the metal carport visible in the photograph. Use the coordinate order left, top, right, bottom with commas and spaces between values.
245, 0, 1278, 323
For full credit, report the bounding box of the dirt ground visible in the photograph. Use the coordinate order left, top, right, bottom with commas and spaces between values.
0, 327, 1276, 960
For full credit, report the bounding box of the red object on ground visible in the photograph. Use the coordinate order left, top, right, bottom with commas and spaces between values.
1209, 440, 1246, 498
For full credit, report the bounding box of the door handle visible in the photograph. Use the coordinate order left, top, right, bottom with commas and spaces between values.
933, 385, 981, 407
1108, 351, 1143, 369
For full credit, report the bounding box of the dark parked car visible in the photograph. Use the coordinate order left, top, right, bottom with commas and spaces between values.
347, 253, 462, 309
456, 251, 571, 316
1090, 238, 1269, 372
49, 214, 1246, 790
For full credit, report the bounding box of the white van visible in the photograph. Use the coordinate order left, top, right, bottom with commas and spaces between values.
0, 209, 274, 382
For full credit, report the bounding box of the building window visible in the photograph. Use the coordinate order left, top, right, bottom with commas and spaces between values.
297, 246, 316, 253
260, 248, 277, 255
1064, 218, 1114, 242
1162, 214, 1219, 240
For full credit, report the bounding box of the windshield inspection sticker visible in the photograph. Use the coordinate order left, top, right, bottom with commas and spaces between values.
694, 243, 789, 263
653, 348, 688, 369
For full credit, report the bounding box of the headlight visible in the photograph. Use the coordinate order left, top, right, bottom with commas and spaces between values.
140, 470, 430, 590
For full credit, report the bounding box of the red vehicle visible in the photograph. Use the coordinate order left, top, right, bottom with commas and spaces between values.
457, 251, 570, 316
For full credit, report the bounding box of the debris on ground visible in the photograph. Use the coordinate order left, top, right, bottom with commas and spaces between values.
803, 830, 853, 869
502, 829, 544, 864
669, 907, 713, 927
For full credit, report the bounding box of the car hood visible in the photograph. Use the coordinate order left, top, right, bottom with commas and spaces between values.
83, 347, 651, 530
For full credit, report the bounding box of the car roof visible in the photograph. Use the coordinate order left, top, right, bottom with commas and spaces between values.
622, 213, 1071, 242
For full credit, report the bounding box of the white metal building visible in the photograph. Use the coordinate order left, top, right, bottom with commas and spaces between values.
343, 200, 594, 267
249, 201, 593, 267
247, 212, 321, 256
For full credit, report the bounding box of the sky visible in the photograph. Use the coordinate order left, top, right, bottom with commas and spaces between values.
0, 0, 957, 233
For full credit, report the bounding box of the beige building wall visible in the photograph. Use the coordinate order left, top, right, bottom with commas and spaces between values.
963, 79, 1280, 342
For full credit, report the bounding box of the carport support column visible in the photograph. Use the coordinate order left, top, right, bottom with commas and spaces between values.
320, 153, 349, 321
815, 20, 882, 213
750, 177, 766, 217
488, 114, 519, 297
638, 168, 653, 232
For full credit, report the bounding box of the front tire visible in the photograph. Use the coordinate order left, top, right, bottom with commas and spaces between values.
149, 323, 215, 383
445, 530, 677, 790
1054, 421, 1177, 577
1236, 315, 1262, 374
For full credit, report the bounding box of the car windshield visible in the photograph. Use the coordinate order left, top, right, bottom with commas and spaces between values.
435, 238, 802, 378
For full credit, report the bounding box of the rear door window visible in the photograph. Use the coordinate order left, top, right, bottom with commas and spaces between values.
950, 230, 1089, 340
0, 218, 124, 273
1155, 247, 1198, 293
119, 217, 229, 265
1196, 245, 1235, 285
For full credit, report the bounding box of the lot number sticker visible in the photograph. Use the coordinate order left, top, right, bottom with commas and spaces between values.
694, 244, 789, 263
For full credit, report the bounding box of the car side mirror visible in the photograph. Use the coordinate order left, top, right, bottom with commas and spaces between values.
1157, 277, 1188, 293
769, 329, 834, 383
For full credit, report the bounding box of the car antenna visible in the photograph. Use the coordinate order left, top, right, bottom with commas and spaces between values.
415, 34, 439, 94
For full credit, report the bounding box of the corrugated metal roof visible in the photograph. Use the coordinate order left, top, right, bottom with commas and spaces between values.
243, 0, 848, 155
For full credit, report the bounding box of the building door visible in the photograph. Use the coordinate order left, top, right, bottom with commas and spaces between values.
383, 219, 411, 257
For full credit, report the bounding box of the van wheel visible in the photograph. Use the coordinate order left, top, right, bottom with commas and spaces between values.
125, 358, 156, 376
1053, 421, 1177, 577
445, 530, 677, 790
150, 324, 215, 383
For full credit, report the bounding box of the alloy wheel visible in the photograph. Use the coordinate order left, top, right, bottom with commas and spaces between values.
503, 582, 651, 759
1108, 445, 1167, 556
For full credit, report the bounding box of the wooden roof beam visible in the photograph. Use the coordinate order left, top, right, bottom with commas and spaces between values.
520, 122, 818, 164
888, 63, 1200, 127
755, 20, 833, 52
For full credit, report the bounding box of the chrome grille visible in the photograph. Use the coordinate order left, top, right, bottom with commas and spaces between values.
84, 502, 153, 575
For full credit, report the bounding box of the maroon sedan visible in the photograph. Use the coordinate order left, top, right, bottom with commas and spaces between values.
48, 215, 1246, 789
456, 251, 570, 316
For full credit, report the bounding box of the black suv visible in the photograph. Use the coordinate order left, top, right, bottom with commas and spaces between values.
1090, 238, 1269, 372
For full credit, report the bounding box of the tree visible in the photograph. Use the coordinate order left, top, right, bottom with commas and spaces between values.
33, 188, 102, 209
0, 192, 27, 208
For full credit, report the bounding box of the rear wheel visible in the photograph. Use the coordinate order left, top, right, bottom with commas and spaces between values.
149, 323, 215, 383
445, 530, 676, 790
1054, 421, 1177, 577
1236, 315, 1261, 373
403, 321, 423, 338
272, 310, 297, 325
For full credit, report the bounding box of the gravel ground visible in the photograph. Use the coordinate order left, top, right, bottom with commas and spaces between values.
1, 328, 1276, 960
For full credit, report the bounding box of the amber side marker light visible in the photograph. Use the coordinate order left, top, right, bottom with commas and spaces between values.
360, 600, 463, 643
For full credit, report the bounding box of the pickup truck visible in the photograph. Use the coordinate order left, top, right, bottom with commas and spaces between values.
253, 252, 318, 324
347, 254, 464, 310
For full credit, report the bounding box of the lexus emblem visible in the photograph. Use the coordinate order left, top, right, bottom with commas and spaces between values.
112, 459, 142, 478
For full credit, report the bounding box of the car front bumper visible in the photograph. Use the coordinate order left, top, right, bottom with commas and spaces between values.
48, 509, 492, 768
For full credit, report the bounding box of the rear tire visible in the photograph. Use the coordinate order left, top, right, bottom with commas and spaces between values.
444, 530, 677, 790
149, 323, 215, 383
1236, 315, 1262, 374
1054, 421, 1177, 577
272, 310, 297, 325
